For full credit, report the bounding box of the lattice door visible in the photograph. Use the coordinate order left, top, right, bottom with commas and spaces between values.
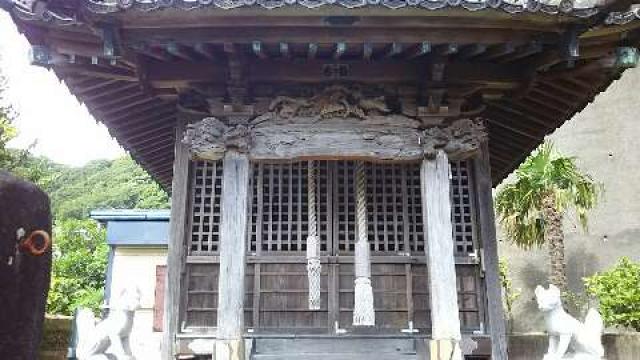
181, 159, 485, 333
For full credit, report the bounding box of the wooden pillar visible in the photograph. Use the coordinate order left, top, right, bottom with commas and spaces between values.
473, 142, 508, 360
162, 118, 190, 360
215, 150, 250, 360
421, 150, 463, 360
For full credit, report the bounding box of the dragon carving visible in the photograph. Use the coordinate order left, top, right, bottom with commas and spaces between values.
268, 85, 390, 120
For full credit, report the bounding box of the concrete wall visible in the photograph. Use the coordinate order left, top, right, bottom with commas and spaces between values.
508, 333, 640, 360
109, 246, 167, 359
498, 67, 640, 331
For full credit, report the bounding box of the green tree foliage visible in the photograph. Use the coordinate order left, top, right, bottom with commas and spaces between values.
45, 157, 170, 219
499, 258, 521, 329
585, 257, 640, 331
48, 218, 109, 315
495, 143, 601, 292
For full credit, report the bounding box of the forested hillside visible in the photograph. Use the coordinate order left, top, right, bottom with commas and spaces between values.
15, 155, 170, 220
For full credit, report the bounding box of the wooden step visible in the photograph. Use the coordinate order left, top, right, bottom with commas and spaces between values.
252, 353, 418, 360
251, 337, 419, 359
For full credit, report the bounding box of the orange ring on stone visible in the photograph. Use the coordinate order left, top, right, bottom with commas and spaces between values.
20, 230, 51, 256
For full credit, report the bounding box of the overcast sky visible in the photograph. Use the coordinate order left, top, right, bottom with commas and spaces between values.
0, 12, 124, 167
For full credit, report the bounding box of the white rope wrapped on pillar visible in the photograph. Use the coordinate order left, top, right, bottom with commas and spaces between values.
306, 160, 321, 310
353, 161, 375, 326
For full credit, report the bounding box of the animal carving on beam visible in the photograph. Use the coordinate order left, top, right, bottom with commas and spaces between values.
422, 118, 488, 160
268, 85, 390, 120
182, 117, 250, 161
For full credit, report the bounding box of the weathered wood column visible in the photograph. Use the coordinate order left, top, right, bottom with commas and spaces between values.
215, 149, 251, 360
421, 150, 463, 360
163, 117, 191, 360
473, 141, 508, 360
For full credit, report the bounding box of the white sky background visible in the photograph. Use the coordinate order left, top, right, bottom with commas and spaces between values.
0, 12, 124, 166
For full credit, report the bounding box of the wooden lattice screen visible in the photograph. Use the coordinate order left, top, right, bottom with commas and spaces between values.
189, 160, 224, 255
182, 159, 484, 332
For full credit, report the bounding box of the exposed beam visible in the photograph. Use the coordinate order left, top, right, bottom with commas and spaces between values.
478, 43, 516, 61
406, 42, 431, 59
363, 43, 373, 61
252, 41, 267, 59
488, 101, 554, 127
92, 94, 156, 115
126, 123, 176, 144
166, 42, 196, 61
308, 43, 318, 59
73, 79, 120, 95
435, 43, 458, 56
131, 43, 170, 62
82, 82, 140, 102
108, 102, 175, 124
116, 112, 177, 136
484, 112, 542, 141
193, 43, 216, 60
500, 99, 557, 124
499, 42, 543, 63
279, 42, 290, 59
527, 89, 573, 113
458, 44, 487, 59
334, 42, 347, 60
385, 42, 403, 58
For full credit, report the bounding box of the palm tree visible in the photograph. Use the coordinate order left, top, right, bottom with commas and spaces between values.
495, 142, 601, 292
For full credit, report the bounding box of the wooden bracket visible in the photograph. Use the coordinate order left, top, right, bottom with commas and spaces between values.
101, 23, 121, 58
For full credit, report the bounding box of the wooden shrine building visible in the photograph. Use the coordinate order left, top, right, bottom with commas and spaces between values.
3, 0, 640, 358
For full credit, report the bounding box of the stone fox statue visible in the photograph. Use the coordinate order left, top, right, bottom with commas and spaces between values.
76, 287, 141, 360
535, 284, 605, 360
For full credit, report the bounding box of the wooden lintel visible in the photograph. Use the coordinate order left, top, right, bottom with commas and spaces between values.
142, 59, 524, 86
123, 27, 538, 47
